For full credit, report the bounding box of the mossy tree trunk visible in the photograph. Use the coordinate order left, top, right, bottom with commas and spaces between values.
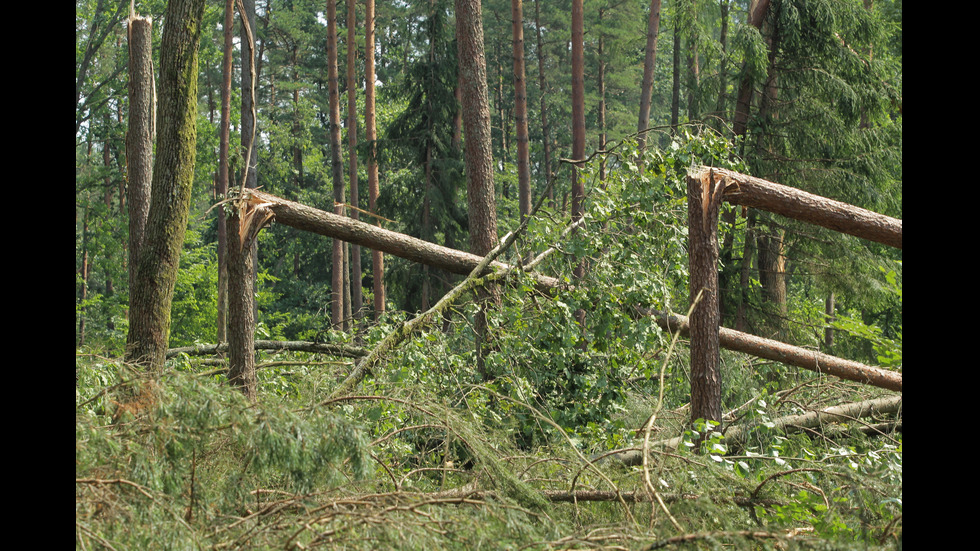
125, 0, 207, 370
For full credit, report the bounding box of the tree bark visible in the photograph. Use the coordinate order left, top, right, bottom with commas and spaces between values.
636, 0, 662, 149
347, 0, 363, 320
125, 0, 207, 370
533, 0, 554, 207
512, 0, 531, 223
687, 173, 724, 426
455, 0, 500, 377
731, 0, 770, 140
227, 0, 260, 401
327, 0, 347, 330
693, 167, 903, 249
642, 309, 902, 392
239, 190, 562, 291
570, 0, 586, 331
216, 0, 234, 343
365, 0, 385, 319
126, 12, 154, 302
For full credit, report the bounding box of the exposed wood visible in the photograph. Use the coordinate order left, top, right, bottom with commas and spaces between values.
640, 309, 902, 392
691, 167, 903, 249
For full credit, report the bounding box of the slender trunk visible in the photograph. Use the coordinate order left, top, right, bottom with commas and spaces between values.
79, 208, 90, 347
670, 17, 680, 129
636, 0, 662, 149
327, 0, 347, 329
228, 0, 259, 400
126, 12, 154, 302
597, 13, 606, 183
347, 0, 363, 320
533, 0, 554, 206
731, 0, 770, 141
713, 0, 730, 129
512, 0, 531, 223
366, 0, 385, 319
216, 0, 233, 343
126, 0, 207, 370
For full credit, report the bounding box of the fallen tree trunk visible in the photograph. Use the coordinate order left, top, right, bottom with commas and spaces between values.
233, 190, 901, 394
691, 167, 903, 249
606, 394, 902, 466
641, 309, 902, 392
240, 189, 564, 291
166, 340, 368, 359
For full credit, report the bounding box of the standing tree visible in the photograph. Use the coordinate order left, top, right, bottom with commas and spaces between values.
327, 0, 347, 329
636, 0, 662, 149
347, 0, 363, 320
511, 0, 531, 223
228, 0, 260, 401
365, 0, 385, 319
126, 9, 153, 300
125, 0, 207, 370
215, 0, 234, 343
455, 0, 499, 376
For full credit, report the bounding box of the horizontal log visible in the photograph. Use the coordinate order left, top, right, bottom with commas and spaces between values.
243, 190, 564, 290
603, 395, 902, 466
691, 167, 902, 249
166, 340, 368, 359
642, 309, 902, 392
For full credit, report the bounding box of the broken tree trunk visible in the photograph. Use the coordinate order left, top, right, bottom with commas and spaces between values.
691, 167, 903, 249
640, 308, 902, 392
687, 172, 724, 425
238, 190, 564, 291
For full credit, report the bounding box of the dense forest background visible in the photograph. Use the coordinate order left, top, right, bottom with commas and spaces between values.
76, 0, 902, 548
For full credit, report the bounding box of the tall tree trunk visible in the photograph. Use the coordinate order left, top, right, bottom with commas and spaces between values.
533, 0, 554, 207
126, 11, 154, 304
455, 0, 499, 377
228, 0, 260, 401
366, 0, 385, 319
347, 0, 363, 320
731, 0, 770, 142
670, 16, 681, 129
713, 0, 730, 129
636, 0, 662, 149
78, 208, 90, 347
327, 0, 347, 330
216, 0, 233, 344
570, 0, 586, 323
597, 10, 606, 183
512, 0, 531, 223
126, 0, 207, 370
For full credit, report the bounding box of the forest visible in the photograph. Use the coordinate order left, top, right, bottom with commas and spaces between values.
75, 0, 902, 548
